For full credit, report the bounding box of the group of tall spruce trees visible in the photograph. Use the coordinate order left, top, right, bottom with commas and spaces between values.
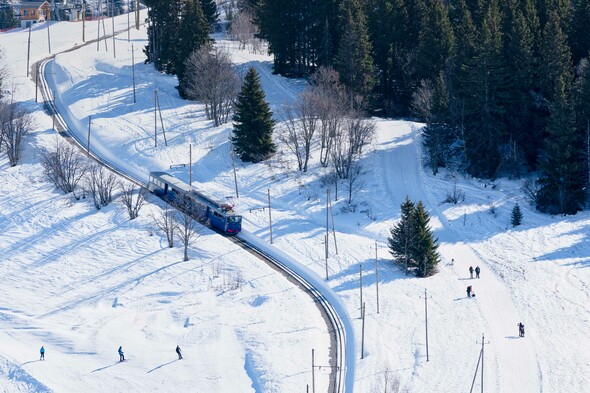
249, 0, 590, 215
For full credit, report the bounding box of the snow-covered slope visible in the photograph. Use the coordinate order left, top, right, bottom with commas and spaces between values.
0, 14, 588, 393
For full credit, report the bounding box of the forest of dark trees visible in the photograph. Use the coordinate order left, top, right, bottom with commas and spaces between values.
248, 0, 590, 215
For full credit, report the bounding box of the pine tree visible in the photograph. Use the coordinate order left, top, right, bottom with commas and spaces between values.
175, 0, 210, 88
388, 197, 416, 274
0, 4, 18, 29
232, 68, 276, 163
570, 0, 590, 66
511, 203, 523, 226
336, 0, 376, 104
574, 54, 590, 200
200, 0, 219, 27
144, 0, 181, 74
537, 75, 586, 214
410, 201, 440, 277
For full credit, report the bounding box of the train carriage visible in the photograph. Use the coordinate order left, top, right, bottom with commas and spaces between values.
148, 172, 242, 235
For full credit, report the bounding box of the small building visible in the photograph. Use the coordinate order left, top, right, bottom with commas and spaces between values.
19, 1, 51, 28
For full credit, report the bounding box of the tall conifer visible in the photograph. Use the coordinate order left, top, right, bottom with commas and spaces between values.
232, 68, 276, 163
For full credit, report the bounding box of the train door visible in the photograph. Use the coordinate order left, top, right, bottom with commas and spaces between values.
164, 183, 169, 195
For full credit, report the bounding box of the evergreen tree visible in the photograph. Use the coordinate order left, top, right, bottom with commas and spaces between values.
388, 197, 416, 274
200, 0, 219, 27
570, 0, 590, 66
232, 68, 276, 163
0, 4, 18, 29
144, 0, 182, 74
175, 0, 210, 87
539, 10, 573, 103
573, 55, 590, 202
422, 72, 453, 174
511, 203, 523, 226
336, 0, 376, 104
411, 201, 440, 277
415, 0, 455, 83
537, 75, 586, 214
462, 0, 507, 178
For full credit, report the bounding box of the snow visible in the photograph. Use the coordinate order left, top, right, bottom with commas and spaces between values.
1, 11, 589, 393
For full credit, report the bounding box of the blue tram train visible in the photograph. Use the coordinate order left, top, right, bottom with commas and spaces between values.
148, 171, 242, 235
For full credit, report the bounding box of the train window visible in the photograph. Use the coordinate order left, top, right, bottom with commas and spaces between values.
228, 216, 241, 223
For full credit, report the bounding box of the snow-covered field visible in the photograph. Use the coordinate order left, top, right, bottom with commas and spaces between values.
0, 11, 589, 393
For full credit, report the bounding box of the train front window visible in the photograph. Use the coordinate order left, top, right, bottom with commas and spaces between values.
228, 216, 241, 223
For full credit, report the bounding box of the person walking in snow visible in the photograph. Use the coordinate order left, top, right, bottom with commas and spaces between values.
518, 322, 525, 337
176, 345, 182, 360
469, 266, 474, 278
466, 285, 472, 298
475, 266, 480, 278
40, 346, 45, 361
118, 346, 125, 362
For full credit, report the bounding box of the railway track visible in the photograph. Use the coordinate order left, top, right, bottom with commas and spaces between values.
37, 46, 349, 392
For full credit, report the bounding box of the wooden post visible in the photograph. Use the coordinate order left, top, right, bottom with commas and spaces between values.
87, 116, 91, 156
424, 289, 430, 361
326, 189, 329, 253
97, 3, 101, 51
131, 44, 136, 103
26, 25, 31, 77
268, 189, 273, 244
376, 242, 380, 314
189, 143, 192, 186
481, 334, 485, 393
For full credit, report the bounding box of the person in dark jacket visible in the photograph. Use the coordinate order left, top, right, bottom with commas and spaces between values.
467, 285, 472, 297
475, 266, 481, 278
518, 322, 525, 337
176, 345, 182, 360
469, 266, 474, 278
118, 346, 125, 362
40, 346, 45, 361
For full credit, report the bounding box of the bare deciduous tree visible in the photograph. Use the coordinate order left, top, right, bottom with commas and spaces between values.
411, 79, 434, 122
0, 102, 33, 166
183, 46, 240, 127
345, 161, 365, 205
153, 205, 177, 248
331, 113, 375, 179
42, 138, 88, 194
120, 181, 147, 220
86, 164, 117, 209
280, 91, 320, 172
174, 196, 203, 261
309, 66, 347, 167
229, 8, 258, 50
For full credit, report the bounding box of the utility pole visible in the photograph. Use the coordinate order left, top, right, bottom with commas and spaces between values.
35, 63, 39, 102
311, 349, 315, 393
470, 334, 490, 393
361, 302, 366, 359
135, 0, 140, 29
127, 0, 130, 42
328, 189, 338, 254
111, 0, 116, 58
326, 189, 329, 254
87, 116, 91, 156
97, 1, 101, 51
375, 242, 380, 314
82, 2, 85, 42
324, 234, 328, 280
230, 137, 239, 198
189, 143, 192, 186
268, 189, 273, 244
131, 43, 136, 103
46, 18, 51, 54
359, 264, 363, 319
154, 90, 157, 147
155, 91, 167, 145
26, 25, 31, 77
420, 289, 432, 361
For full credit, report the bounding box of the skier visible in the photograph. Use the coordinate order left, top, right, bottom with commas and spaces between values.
518, 322, 525, 337
40, 346, 45, 361
176, 345, 182, 360
469, 266, 474, 278
118, 346, 125, 362
466, 285, 472, 298
475, 266, 481, 278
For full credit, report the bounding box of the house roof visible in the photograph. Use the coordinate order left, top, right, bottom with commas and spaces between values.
20, 1, 49, 8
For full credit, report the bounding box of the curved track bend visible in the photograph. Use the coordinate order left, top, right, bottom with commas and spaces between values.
37, 55, 350, 393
